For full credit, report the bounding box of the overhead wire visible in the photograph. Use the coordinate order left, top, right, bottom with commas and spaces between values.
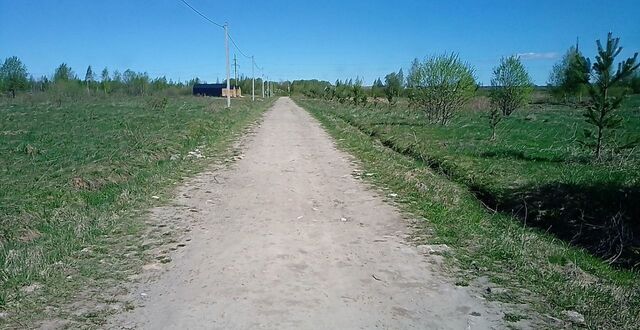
229, 33, 264, 75
253, 59, 263, 71
228, 34, 251, 59
178, 0, 224, 28
177, 0, 265, 83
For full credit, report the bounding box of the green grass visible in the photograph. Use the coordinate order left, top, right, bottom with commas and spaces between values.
0, 95, 273, 326
295, 96, 640, 328
298, 96, 640, 266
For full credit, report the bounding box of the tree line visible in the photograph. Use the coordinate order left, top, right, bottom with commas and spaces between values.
0, 60, 210, 99
287, 33, 639, 160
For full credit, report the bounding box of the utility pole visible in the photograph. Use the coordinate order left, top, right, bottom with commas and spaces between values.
251, 56, 255, 101
224, 23, 231, 108
233, 53, 238, 89
261, 72, 265, 98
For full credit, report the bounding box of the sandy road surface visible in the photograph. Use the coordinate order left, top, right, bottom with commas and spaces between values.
110, 97, 503, 329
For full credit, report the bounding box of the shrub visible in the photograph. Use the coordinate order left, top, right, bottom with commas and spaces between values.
407, 53, 476, 125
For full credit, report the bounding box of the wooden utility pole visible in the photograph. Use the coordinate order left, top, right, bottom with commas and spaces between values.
224, 23, 231, 108
233, 54, 238, 89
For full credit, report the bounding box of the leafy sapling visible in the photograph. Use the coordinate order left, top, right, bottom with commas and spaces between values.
488, 56, 534, 140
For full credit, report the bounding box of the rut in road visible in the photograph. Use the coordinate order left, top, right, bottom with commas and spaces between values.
111, 97, 505, 329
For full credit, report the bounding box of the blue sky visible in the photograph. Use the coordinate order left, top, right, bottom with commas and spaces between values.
1, 0, 638, 85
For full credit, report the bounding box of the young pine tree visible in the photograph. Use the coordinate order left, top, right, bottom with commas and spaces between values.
579, 33, 639, 160
85, 65, 94, 94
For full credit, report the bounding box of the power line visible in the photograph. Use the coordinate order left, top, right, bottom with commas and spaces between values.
178, 0, 260, 72
178, 0, 267, 103
252, 57, 262, 71
178, 0, 224, 28
252, 62, 262, 71
228, 33, 251, 59
229, 32, 264, 96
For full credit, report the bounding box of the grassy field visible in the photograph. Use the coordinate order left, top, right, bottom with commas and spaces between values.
0, 95, 272, 325
296, 96, 640, 328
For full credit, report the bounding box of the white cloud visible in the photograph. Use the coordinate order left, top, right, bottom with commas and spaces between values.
516, 52, 559, 60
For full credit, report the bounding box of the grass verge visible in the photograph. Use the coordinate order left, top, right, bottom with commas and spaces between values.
0, 95, 274, 327
295, 97, 640, 329
296, 97, 640, 267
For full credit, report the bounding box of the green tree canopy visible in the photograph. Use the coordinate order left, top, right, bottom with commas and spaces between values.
490, 56, 534, 116
85, 66, 94, 83
371, 77, 384, 98
101, 67, 109, 82
384, 70, 403, 104
548, 46, 590, 103
53, 63, 76, 82
0, 56, 29, 97
488, 56, 534, 139
352, 77, 366, 105
408, 53, 477, 124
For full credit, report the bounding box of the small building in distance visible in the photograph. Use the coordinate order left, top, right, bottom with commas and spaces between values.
193, 83, 242, 97
193, 83, 225, 97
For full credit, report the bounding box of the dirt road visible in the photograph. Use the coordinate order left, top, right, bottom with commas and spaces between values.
111, 97, 503, 329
